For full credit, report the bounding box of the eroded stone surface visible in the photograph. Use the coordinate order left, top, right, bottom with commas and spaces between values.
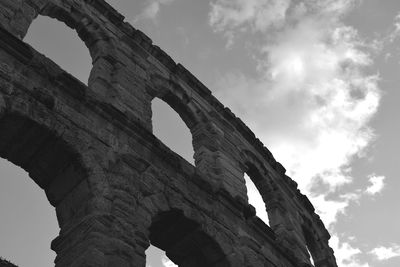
0, 1, 338, 266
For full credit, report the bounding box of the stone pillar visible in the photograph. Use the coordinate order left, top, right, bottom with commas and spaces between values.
49, 164, 138, 267
192, 121, 247, 201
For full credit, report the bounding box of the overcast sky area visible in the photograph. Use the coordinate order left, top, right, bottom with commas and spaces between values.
0, 0, 399, 267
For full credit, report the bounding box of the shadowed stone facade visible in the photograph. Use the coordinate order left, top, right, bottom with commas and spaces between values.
0, 0, 338, 266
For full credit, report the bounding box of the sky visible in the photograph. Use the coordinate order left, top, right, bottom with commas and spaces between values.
0, 0, 399, 267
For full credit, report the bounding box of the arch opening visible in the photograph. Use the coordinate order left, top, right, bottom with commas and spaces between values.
306, 246, 315, 266
145, 245, 177, 267
303, 227, 318, 266
23, 15, 92, 85
151, 98, 195, 165
244, 164, 270, 226
147, 210, 229, 267
0, 114, 87, 207
0, 158, 58, 267
244, 173, 270, 226
0, 113, 88, 265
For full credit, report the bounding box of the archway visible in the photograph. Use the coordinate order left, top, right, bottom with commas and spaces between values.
303, 226, 318, 266
147, 75, 220, 173
0, 114, 87, 205
151, 98, 195, 165
147, 210, 230, 267
0, 158, 58, 267
16, 0, 117, 95
243, 162, 272, 226
244, 172, 270, 225
0, 113, 88, 266
23, 15, 92, 85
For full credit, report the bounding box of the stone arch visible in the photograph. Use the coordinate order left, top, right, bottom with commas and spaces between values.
302, 225, 319, 266
0, 110, 88, 218
147, 74, 214, 169
300, 217, 337, 267
0, 94, 119, 266
149, 209, 231, 267
132, 191, 237, 267
240, 151, 312, 264
2, 0, 119, 89
155, 91, 199, 130
5, 0, 115, 56
240, 150, 291, 231
0, 109, 89, 263
240, 151, 273, 203
151, 97, 195, 163
147, 74, 203, 130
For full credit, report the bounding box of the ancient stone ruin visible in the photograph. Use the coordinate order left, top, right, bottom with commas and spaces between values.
0, 0, 338, 266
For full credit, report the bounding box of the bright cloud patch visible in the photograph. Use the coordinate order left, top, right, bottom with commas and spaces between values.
136, 0, 175, 21
310, 195, 349, 229
330, 235, 370, 267
370, 245, 400, 261
261, 23, 379, 193
209, 0, 381, 265
389, 12, 400, 42
365, 175, 385, 195
211, 0, 380, 193
162, 257, 177, 267
210, 0, 290, 32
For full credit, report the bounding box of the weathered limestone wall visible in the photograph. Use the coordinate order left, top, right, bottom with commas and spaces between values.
0, 0, 338, 266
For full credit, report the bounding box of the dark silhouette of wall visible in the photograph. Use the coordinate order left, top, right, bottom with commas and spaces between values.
0, 257, 17, 267
0, 0, 338, 266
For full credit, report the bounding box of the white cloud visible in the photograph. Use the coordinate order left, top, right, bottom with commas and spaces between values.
330, 235, 370, 267
389, 12, 400, 42
209, 0, 356, 34
211, 0, 380, 218
365, 175, 385, 195
135, 0, 175, 21
309, 189, 367, 230
214, 20, 380, 193
210, 1, 382, 265
261, 22, 379, 192
209, 0, 290, 33
310, 194, 354, 229
162, 256, 177, 267
370, 245, 400, 261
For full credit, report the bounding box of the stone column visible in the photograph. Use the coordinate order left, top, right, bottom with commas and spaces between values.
50, 163, 137, 267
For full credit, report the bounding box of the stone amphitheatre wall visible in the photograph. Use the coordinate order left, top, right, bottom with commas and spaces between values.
0, 0, 337, 266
